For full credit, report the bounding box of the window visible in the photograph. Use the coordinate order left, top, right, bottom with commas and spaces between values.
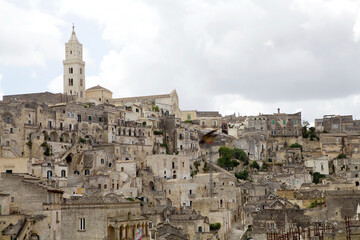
77, 115, 82, 123
79, 218, 85, 231
121, 167, 124, 171
283, 120, 286, 125
80, 68, 82, 74
61, 170, 66, 178
101, 159, 104, 164
69, 67, 73, 74
187, 114, 191, 120
104, 184, 107, 189
80, 91, 83, 98
272, 120, 275, 124
270, 223, 275, 231
11, 197, 14, 202
198, 226, 202, 232
84, 169, 90, 175
99, 117, 102, 123
80, 79, 83, 86
136, 108, 139, 113
56, 211, 59, 222
6, 117, 10, 123
88, 116, 92, 122
6, 170, 12, 173
74, 170, 80, 175
149, 222, 153, 228
294, 120, 297, 125
9, 128, 13, 133
47, 170, 52, 179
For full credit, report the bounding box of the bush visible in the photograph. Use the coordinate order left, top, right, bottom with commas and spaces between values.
337, 153, 347, 159
210, 223, 221, 231
312, 172, 326, 184
153, 130, 163, 135
152, 106, 159, 112
125, 197, 135, 202
194, 160, 201, 170
261, 162, 269, 171
250, 160, 260, 170
235, 169, 249, 180
233, 148, 247, 161
289, 143, 302, 151
78, 137, 86, 143
184, 120, 192, 123
26, 141, 32, 149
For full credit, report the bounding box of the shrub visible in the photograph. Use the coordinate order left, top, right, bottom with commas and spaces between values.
337, 153, 347, 159
235, 169, 249, 180
250, 160, 260, 170
290, 143, 302, 151
78, 137, 86, 143
210, 223, 221, 231
312, 172, 326, 184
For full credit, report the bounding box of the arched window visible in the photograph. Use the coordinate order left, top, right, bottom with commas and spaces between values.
129, 129, 132, 136
101, 159, 104, 164
220, 199, 223, 208
47, 170, 52, 179
74, 170, 80, 175
61, 170, 66, 178
84, 169, 90, 176
198, 226, 202, 232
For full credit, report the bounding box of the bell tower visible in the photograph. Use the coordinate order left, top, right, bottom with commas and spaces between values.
63, 25, 85, 101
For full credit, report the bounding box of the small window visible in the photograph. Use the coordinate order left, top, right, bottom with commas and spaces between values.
61, 170, 66, 177
84, 169, 90, 176
88, 116, 92, 122
187, 114, 191, 120
272, 120, 275, 125
136, 108, 139, 113
6, 117, 10, 123
79, 218, 86, 231
121, 167, 124, 171
294, 120, 297, 125
283, 120, 286, 125
101, 159, 104, 164
99, 117, 102, 123
80, 68, 82, 74
9, 128, 13, 133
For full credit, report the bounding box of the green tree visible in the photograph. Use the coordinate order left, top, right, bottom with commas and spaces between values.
312, 172, 326, 184
233, 148, 247, 161
250, 160, 260, 170
235, 169, 249, 180
290, 143, 302, 151
218, 146, 233, 159
337, 153, 347, 159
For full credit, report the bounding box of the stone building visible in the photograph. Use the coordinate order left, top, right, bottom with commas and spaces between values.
0, 173, 63, 240
61, 193, 149, 240
315, 115, 360, 134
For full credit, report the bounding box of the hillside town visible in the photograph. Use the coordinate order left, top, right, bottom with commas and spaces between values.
1, 28, 360, 240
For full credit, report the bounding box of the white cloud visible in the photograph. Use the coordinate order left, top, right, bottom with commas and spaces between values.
47, 75, 62, 93
0, 0, 65, 67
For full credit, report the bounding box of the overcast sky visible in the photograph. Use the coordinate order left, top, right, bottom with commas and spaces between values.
1, 0, 360, 123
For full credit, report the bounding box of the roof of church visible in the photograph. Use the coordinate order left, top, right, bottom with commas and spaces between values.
68, 26, 79, 43
86, 85, 113, 93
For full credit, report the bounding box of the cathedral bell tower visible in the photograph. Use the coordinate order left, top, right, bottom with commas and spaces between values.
63, 25, 85, 101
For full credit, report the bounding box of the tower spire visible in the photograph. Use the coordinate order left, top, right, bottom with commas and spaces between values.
72, 23, 75, 32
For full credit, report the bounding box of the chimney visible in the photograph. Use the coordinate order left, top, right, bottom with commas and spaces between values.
277, 108, 280, 114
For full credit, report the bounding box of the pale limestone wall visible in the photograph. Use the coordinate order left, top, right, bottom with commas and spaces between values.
85, 88, 112, 104
61, 201, 142, 240
0, 158, 28, 173
116, 160, 136, 177
182, 110, 197, 121
146, 155, 191, 180
163, 181, 199, 207
0, 194, 10, 215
